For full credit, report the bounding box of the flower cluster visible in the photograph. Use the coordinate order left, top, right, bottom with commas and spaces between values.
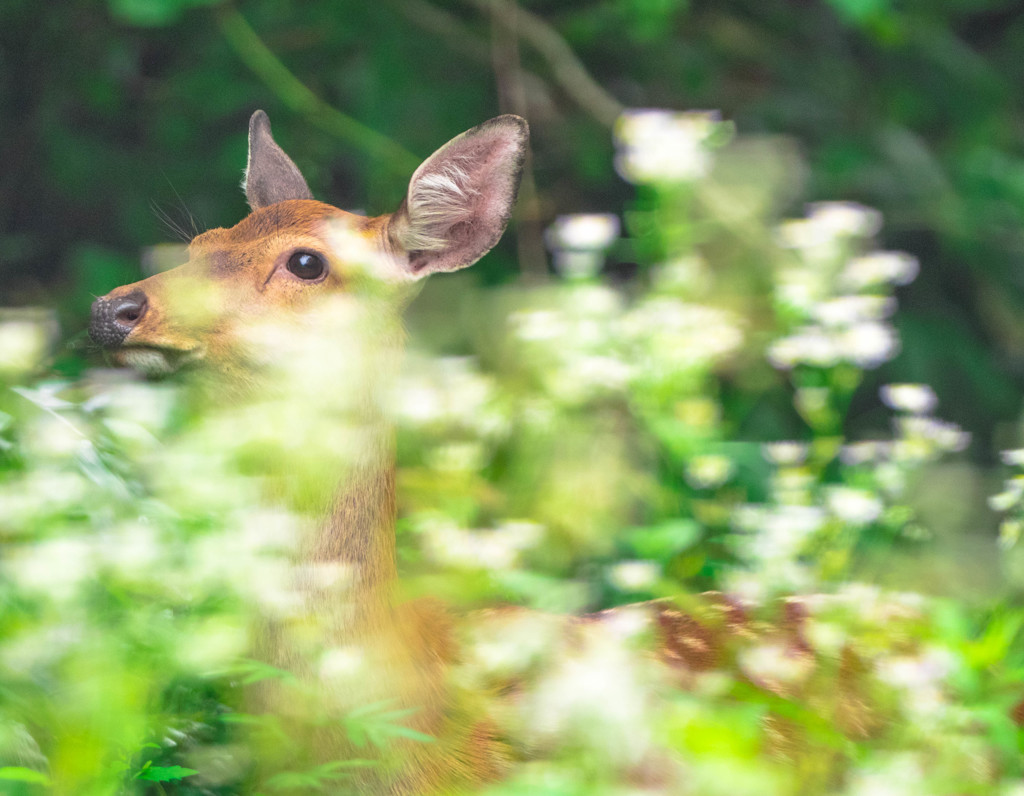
769, 203, 916, 372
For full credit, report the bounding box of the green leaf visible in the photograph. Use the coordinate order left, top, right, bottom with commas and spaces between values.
136, 765, 199, 782
0, 767, 50, 785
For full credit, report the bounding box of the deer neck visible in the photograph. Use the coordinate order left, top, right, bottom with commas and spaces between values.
313, 425, 398, 616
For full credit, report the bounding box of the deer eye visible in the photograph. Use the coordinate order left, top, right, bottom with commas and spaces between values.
286, 251, 326, 280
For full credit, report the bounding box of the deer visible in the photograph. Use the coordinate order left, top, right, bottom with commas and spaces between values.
89, 110, 532, 794
86, 111, 945, 794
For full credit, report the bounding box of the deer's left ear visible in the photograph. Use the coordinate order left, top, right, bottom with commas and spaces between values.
244, 110, 314, 210
386, 115, 528, 278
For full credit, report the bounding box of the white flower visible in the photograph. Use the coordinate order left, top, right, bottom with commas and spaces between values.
614, 108, 723, 183
0, 311, 54, 375
827, 486, 883, 525
762, 441, 809, 466
812, 295, 896, 327
1001, 449, 1024, 467
738, 642, 812, 687
545, 214, 620, 251
840, 441, 891, 466
897, 416, 971, 455
608, 560, 660, 591
836, 321, 900, 368
840, 251, 919, 290
880, 383, 938, 415
9, 537, 96, 600
806, 202, 883, 239
767, 327, 838, 369
989, 486, 1023, 513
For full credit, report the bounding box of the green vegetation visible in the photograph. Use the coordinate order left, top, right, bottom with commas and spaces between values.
3, 1, 1024, 794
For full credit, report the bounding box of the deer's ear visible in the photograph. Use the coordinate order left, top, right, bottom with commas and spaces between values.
386, 115, 528, 278
243, 110, 313, 210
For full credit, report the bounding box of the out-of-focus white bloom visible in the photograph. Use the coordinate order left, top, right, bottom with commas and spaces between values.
625, 298, 743, 370
594, 605, 652, 642
875, 648, 955, 719
895, 416, 971, 457
23, 414, 87, 459
762, 441, 809, 466
546, 214, 620, 252
548, 354, 633, 402
848, 754, 926, 796
827, 486, 883, 525
767, 327, 838, 369
989, 484, 1023, 513
807, 202, 883, 239
733, 504, 827, 562
465, 610, 565, 680
880, 383, 938, 415
1001, 449, 1024, 467
524, 631, 654, 764
614, 108, 725, 184
0, 311, 55, 375
420, 518, 542, 570
608, 560, 660, 592
93, 381, 178, 433
685, 454, 734, 489
511, 310, 566, 342
738, 642, 812, 688
778, 203, 881, 257
394, 357, 507, 438
836, 321, 899, 368
840, 251, 919, 290
812, 295, 896, 327
840, 440, 892, 466
96, 522, 161, 576
9, 537, 95, 601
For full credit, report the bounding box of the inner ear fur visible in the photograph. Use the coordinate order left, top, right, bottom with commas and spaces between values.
387, 115, 529, 278
244, 110, 314, 211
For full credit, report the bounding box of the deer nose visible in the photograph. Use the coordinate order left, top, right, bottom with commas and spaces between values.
89, 290, 148, 349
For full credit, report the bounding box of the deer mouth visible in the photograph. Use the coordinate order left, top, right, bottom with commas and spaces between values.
113, 344, 205, 376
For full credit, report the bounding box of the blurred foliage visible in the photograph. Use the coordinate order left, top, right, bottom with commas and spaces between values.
5, 0, 1024, 794
3, 0, 1024, 450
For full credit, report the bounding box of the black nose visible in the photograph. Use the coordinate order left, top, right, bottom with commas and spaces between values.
89, 290, 148, 349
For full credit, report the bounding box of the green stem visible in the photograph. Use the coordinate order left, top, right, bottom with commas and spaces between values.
217, 7, 422, 176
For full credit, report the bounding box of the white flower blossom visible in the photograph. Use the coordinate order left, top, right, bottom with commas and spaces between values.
614, 108, 724, 184
545, 214, 620, 251
608, 560, 660, 591
827, 486, 883, 525
836, 321, 900, 368
840, 251, 919, 290
880, 384, 938, 415
762, 441, 810, 466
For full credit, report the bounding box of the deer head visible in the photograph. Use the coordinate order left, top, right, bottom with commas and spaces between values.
88, 110, 529, 378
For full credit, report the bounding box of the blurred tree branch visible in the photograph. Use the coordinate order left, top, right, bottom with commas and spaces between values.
488, 1, 548, 281
216, 7, 422, 175
464, 0, 624, 127
394, 0, 623, 128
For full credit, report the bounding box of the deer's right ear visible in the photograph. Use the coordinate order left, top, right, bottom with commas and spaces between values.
385, 115, 528, 279
243, 110, 314, 210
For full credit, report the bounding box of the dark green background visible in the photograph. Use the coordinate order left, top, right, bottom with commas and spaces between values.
3, 0, 1024, 450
